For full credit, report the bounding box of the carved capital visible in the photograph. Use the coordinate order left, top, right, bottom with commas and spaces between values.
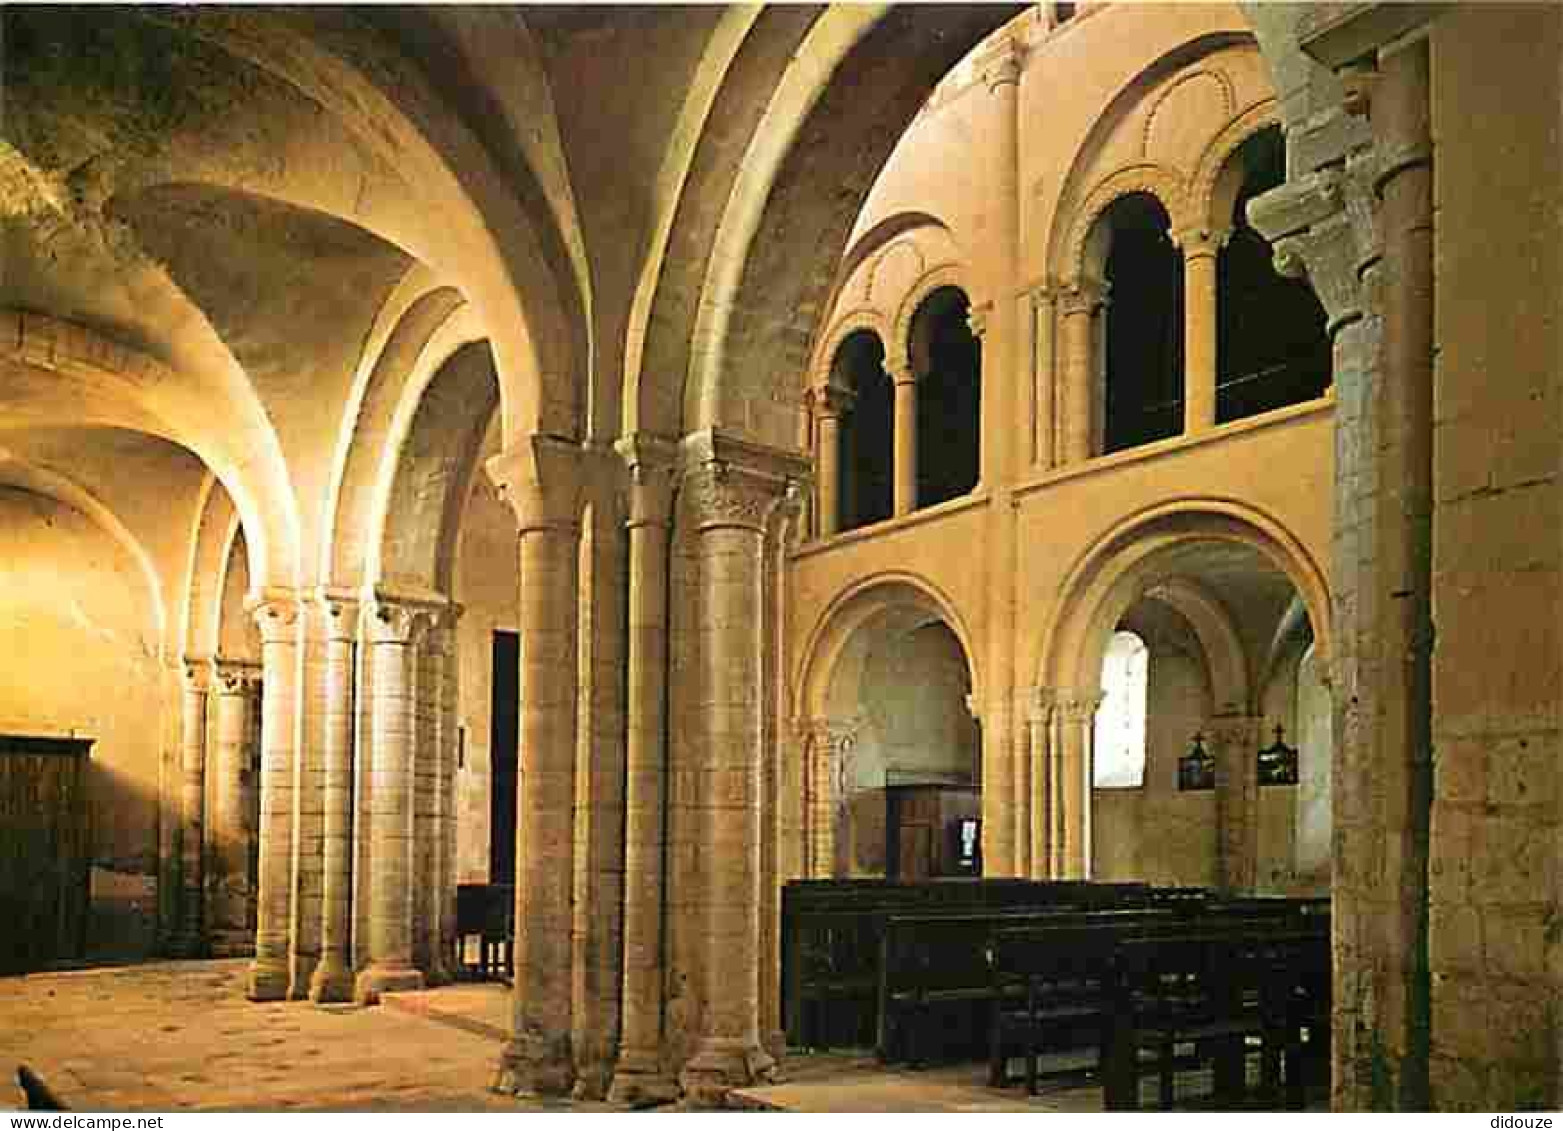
1058, 279, 1109, 318
485, 434, 583, 534
1173, 226, 1230, 259
247, 593, 300, 646
808, 383, 856, 419
365, 596, 438, 647
314, 590, 361, 643
965, 302, 992, 340
1056, 690, 1104, 724
1017, 685, 1057, 725
979, 36, 1025, 92
182, 657, 213, 693
679, 429, 809, 535
884, 361, 916, 388
211, 657, 262, 696
615, 433, 678, 531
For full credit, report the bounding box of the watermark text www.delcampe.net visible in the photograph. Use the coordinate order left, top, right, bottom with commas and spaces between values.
11, 1118, 164, 1129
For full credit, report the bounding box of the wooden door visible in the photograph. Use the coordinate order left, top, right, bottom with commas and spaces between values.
0, 736, 91, 973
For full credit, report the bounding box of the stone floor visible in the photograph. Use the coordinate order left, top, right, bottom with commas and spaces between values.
3, 960, 1302, 1113
0, 960, 609, 1112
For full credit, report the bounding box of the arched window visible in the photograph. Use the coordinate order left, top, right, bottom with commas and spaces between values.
1216, 126, 1331, 422
829, 330, 893, 531
1093, 630, 1148, 788
908, 286, 980, 507
1102, 192, 1183, 453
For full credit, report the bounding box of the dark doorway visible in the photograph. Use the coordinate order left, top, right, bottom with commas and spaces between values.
0, 735, 91, 973
1103, 192, 1183, 453
489, 631, 519, 885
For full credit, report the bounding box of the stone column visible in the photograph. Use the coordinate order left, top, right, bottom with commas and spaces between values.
609, 436, 679, 1107
209, 658, 261, 957
1178, 227, 1227, 435
412, 604, 449, 986
353, 597, 429, 1004
1011, 688, 1034, 879
1031, 288, 1057, 470
1059, 280, 1107, 464
436, 605, 462, 991
170, 659, 211, 957
804, 719, 854, 879
309, 594, 358, 1003
677, 434, 799, 1105
247, 596, 300, 1001
1054, 693, 1101, 879
1209, 715, 1262, 893
1024, 688, 1055, 879
811, 385, 852, 538
890, 364, 918, 516
489, 436, 583, 1097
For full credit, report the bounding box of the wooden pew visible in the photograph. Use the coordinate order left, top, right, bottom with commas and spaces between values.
1101, 923, 1330, 1110
781, 879, 1170, 1051
987, 901, 1324, 1093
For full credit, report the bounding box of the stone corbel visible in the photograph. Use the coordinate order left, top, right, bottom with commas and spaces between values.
978, 35, 1025, 93
807, 382, 856, 421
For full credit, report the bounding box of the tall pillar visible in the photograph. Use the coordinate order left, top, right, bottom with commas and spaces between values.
573, 472, 629, 1100
411, 602, 449, 986
209, 658, 260, 957
489, 436, 583, 1097
247, 596, 300, 1001
811, 385, 852, 538
1209, 715, 1261, 893
609, 436, 679, 1107
170, 659, 211, 957
677, 432, 801, 1105
1023, 688, 1055, 879
1178, 227, 1226, 435
1030, 288, 1057, 470
1054, 692, 1101, 879
353, 596, 429, 1004
436, 605, 462, 993
890, 364, 918, 516
1011, 688, 1034, 879
309, 594, 357, 1003
1059, 280, 1107, 465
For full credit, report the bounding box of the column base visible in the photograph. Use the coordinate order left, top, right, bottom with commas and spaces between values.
308, 956, 356, 1004
677, 1037, 776, 1109
287, 954, 320, 1001
607, 1052, 681, 1108
493, 1031, 574, 1097
353, 962, 425, 1006
246, 957, 289, 1002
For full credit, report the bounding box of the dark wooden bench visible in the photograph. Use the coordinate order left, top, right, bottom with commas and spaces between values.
781, 879, 1171, 1051
987, 901, 1325, 1093
1102, 923, 1330, 1110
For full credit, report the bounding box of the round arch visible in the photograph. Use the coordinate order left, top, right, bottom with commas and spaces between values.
1062, 164, 1191, 285
1038, 499, 1331, 703
811, 309, 892, 391
795, 572, 982, 724
181, 473, 241, 660
1190, 99, 1281, 233
890, 263, 972, 372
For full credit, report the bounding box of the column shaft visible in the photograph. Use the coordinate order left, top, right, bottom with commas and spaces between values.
310, 598, 356, 1003
247, 600, 298, 1001
609, 443, 678, 1106
815, 411, 842, 538
892, 376, 918, 516
209, 662, 259, 956
1060, 288, 1102, 464
1056, 696, 1099, 879
1181, 231, 1222, 434
171, 665, 210, 956
354, 602, 426, 1003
